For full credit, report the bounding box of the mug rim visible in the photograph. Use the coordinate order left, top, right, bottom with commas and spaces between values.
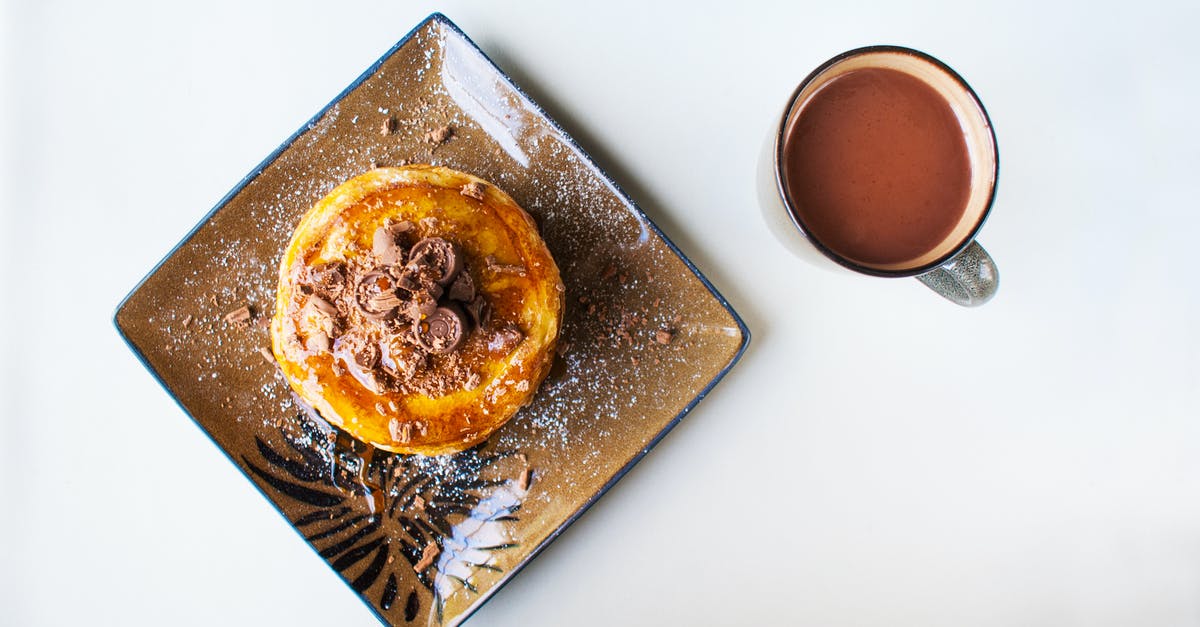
773, 45, 1000, 278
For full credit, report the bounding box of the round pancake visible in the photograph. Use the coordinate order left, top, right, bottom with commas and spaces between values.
271, 165, 564, 455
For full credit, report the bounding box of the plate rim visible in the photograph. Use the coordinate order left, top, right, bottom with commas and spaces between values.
113, 11, 751, 626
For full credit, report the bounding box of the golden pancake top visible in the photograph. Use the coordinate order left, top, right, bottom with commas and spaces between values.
270, 165, 564, 455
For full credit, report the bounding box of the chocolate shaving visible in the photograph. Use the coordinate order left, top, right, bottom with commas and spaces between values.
307, 295, 338, 316
424, 125, 452, 145
257, 346, 275, 363
391, 267, 419, 291
309, 262, 347, 296
354, 342, 379, 369
406, 288, 440, 321
224, 305, 252, 326
460, 181, 486, 200
380, 115, 397, 136
380, 335, 423, 379
373, 225, 407, 266
517, 467, 534, 491
654, 328, 674, 345
486, 256, 526, 276
334, 334, 384, 393
447, 271, 475, 303
413, 542, 439, 572
369, 290, 403, 312
299, 297, 337, 339
181, 315, 192, 328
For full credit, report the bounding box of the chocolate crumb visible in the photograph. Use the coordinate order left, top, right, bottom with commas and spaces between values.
485, 256, 526, 276
602, 266, 617, 280
181, 315, 193, 328
517, 467, 534, 491
224, 305, 252, 326
413, 542, 439, 572
411, 495, 426, 512
631, 356, 639, 366
654, 328, 674, 345
424, 125, 453, 145
460, 181, 486, 200
380, 115, 397, 136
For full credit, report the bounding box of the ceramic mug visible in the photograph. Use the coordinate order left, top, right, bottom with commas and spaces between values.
758, 45, 999, 306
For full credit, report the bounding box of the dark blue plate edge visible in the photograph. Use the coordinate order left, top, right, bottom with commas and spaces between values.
111, 12, 751, 627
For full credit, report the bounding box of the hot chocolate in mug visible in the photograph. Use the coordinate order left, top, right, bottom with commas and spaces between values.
758, 45, 999, 306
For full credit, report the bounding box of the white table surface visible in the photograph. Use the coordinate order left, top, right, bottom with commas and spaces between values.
3, 1, 1198, 625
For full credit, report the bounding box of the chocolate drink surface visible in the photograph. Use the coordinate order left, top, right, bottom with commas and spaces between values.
781, 66, 972, 268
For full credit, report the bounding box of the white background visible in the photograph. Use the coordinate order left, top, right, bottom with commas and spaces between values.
3, 1, 1198, 625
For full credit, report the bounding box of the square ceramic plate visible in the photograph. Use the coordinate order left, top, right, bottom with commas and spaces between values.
115, 13, 748, 626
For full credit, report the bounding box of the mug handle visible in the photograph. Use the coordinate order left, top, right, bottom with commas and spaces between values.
916, 241, 999, 306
